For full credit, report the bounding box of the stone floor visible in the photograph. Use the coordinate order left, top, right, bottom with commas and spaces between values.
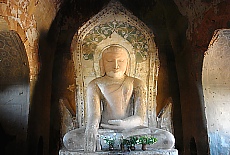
59, 148, 178, 155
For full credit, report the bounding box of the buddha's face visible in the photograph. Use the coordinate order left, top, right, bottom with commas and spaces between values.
102, 47, 128, 78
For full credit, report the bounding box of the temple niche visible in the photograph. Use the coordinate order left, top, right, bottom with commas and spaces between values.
74, 0, 158, 129
59, 1, 177, 154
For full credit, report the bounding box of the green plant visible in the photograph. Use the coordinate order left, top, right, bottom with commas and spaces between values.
121, 136, 138, 146
122, 138, 130, 146
120, 135, 157, 151
129, 136, 138, 146
137, 135, 157, 145
103, 136, 116, 146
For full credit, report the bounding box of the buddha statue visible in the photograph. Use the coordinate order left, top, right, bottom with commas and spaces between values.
62, 45, 175, 152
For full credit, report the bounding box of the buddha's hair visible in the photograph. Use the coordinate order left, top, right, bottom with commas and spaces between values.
99, 44, 130, 76
103, 44, 127, 53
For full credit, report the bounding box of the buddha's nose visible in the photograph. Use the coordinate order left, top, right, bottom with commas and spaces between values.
114, 60, 119, 69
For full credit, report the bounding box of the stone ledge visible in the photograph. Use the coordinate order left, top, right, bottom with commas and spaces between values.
59, 148, 178, 155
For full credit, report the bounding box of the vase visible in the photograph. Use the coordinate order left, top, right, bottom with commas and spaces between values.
109, 144, 114, 151
142, 144, 147, 151
130, 145, 135, 151
120, 143, 125, 151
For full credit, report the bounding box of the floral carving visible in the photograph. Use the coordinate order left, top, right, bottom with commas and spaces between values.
82, 21, 148, 62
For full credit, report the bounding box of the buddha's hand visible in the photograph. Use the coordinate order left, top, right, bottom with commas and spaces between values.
101, 119, 127, 130
84, 128, 97, 152
101, 116, 143, 130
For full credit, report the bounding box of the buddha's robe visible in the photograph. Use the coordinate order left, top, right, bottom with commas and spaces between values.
63, 76, 175, 152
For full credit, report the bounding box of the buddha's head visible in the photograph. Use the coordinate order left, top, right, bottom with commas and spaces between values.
100, 45, 130, 78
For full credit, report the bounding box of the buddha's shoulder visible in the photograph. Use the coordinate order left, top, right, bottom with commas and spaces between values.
126, 76, 145, 85
125, 77, 146, 91
88, 77, 105, 85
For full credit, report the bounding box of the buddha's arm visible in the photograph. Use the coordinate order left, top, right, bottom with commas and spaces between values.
133, 79, 147, 124
84, 81, 101, 152
86, 81, 101, 129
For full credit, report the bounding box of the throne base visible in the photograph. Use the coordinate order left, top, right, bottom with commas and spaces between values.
59, 148, 178, 155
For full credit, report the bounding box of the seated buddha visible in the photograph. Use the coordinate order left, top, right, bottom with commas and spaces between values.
63, 45, 175, 152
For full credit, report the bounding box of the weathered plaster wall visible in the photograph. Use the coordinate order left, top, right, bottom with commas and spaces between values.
203, 29, 230, 155
0, 0, 59, 80
165, 1, 230, 155
0, 0, 60, 154
0, 30, 29, 155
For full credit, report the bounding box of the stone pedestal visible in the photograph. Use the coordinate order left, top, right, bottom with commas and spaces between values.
59, 148, 178, 155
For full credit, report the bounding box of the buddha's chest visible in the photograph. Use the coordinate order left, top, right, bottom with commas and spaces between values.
99, 83, 133, 114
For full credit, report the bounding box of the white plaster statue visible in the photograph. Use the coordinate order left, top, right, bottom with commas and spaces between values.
63, 45, 175, 152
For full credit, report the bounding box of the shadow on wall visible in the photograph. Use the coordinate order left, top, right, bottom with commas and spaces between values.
37, 136, 44, 155
0, 123, 16, 154
190, 137, 197, 155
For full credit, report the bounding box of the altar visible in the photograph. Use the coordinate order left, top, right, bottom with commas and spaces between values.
59, 1, 178, 155
59, 149, 178, 155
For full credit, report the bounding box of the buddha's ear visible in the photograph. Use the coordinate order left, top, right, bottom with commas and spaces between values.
99, 58, 105, 76
125, 58, 130, 76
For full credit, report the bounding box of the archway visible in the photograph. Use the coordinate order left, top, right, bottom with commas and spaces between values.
202, 29, 230, 154
0, 27, 30, 154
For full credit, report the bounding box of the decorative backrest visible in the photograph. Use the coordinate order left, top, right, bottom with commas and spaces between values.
71, 0, 159, 128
